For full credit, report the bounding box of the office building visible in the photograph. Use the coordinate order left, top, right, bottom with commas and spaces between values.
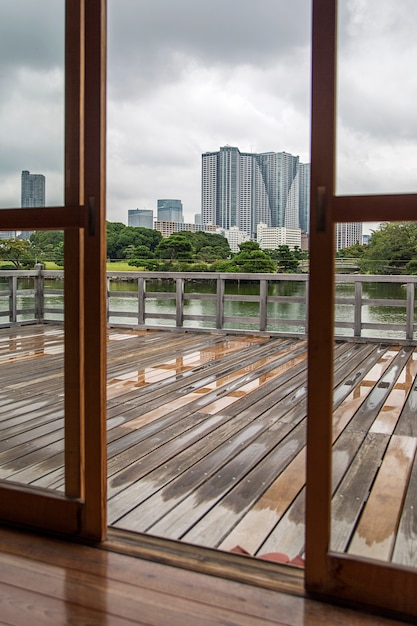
21, 170, 45, 208
336, 222, 363, 252
128, 209, 153, 229
201, 146, 310, 238
256, 223, 302, 250
21, 170, 45, 238
154, 221, 217, 238
298, 162, 311, 234
157, 199, 183, 223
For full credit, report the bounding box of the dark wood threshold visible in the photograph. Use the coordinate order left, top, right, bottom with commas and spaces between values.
104, 527, 304, 597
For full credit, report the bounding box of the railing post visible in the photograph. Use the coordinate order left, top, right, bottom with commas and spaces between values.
176, 277, 184, 328
138, 277, 145, 325
34, 263, 45, 322
216, 276, 225, 330
406, 281, 415, 341
259, 279, 268, 332
9, 275, 17, 323
354, 280, 362, 339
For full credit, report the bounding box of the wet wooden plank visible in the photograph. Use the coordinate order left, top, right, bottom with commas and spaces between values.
348, 435, 417, 561
129, 421, 295, 538
392, 451, 417, 567
218, 448, 307, 554
331, 432, 390, 553
0, 325, 416, 567
182, 423, 307, 548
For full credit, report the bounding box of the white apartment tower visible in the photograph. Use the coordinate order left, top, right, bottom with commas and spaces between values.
336, 223, 363, 251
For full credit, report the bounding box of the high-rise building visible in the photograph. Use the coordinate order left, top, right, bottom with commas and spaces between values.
21, 170, 45, 238
157, 199, 183, 223
128, 209, 153, 229
201, 147, 310, 238
336, 223, 363, 252
21, 170, 45, 208
298, 162, 311, 234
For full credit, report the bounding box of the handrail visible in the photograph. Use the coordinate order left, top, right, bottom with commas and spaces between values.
0, 268, 416, 343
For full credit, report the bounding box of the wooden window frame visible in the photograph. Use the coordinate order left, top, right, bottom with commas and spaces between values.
306, 0, 417, 618
2, 0, 417, 619
0, 0, 107, 541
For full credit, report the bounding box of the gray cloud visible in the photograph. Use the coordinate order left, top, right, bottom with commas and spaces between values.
0, 0, 416, 222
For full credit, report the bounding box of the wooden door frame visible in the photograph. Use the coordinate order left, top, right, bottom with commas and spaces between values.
0, 0, 107, 541
305, 0, 417, 618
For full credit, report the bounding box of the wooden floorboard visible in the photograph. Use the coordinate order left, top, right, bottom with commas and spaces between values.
0, 325, 417, 570
0, 526, 406, 625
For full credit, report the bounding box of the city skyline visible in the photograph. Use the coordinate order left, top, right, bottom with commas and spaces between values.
202, 146, 310, 238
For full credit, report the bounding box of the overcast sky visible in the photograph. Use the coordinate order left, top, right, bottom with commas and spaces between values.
1, 0, 416, 233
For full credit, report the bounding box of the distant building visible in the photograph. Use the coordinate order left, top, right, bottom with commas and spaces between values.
202, 146, 310, 238
154, 221, 217, 238
194, 213, 202, 225
157, 199, 183, 223
298, 163, 310, 234
217, 226, 250, 253
256, 223, 302, 250
21, 170, 45, 238
301, 231, 309, 251
128, 209, 153, 229
336, 223, 363, 252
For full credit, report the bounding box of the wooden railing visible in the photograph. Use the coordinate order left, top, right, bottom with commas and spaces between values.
0, 268, 416, 342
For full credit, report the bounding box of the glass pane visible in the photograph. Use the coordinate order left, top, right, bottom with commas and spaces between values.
336, 0, 417, 195
0, 232, 65, 492
107, 0, 312, 562
0, 1, 65, 209
331, 224, 417, 570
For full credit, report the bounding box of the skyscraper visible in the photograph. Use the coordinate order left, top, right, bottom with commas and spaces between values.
298, 162, 311, 234
21, 170, 45, 208
128, 209, 153, 229
201, 147, 310, 238
336, 222, 363, 252
157, 199, 183, 223
21, 170, 45, 238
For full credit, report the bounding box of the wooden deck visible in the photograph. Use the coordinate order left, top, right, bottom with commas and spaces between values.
1, 324, 417, 568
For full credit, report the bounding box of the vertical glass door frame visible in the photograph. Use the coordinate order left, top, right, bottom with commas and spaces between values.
0, 0, 107, 541
306, 0, 417, 618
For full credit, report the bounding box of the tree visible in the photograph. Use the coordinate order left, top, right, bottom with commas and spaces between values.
155, 233, 195, 263
30, 231, 64, 264
0, 239, 35, 269
266, 245, 301, 272
358, 222, 417, 274
336, 242, 367, 259
225, 241, 276, 273
106, 222, 162, 260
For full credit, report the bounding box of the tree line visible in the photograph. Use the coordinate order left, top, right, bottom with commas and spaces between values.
337, 222, 417, 274
0, 222, 307, 273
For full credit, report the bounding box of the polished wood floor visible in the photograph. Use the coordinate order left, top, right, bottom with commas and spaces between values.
1, 325, 417, 568
0, 525, 408, 625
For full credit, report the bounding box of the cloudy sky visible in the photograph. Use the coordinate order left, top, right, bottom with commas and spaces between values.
1, 0, 416, 232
